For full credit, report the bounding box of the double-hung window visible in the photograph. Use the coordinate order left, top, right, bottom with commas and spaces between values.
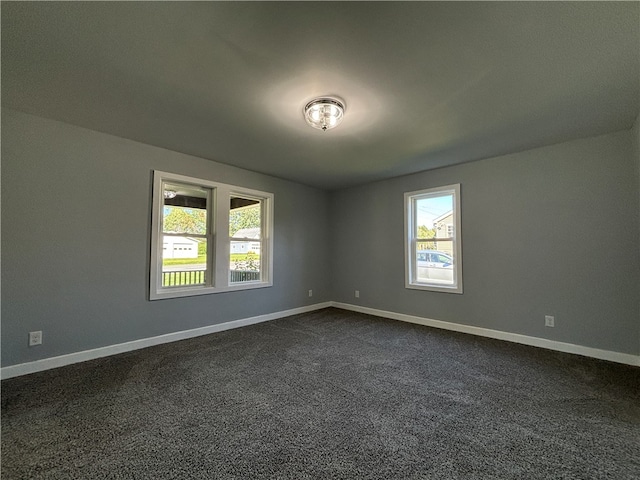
405, 184, 462, 293
150, 171, 273, 300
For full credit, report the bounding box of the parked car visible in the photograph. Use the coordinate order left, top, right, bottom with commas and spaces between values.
416, 250, 454, 283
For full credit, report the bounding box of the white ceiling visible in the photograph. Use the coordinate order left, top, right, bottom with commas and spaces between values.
2, 2, 638, 190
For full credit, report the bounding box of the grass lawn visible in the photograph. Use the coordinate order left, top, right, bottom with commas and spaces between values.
163, 255, 206, 266
163, 253, 259, 266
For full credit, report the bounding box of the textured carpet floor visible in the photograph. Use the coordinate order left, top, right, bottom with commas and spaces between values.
2, 308, 639, 479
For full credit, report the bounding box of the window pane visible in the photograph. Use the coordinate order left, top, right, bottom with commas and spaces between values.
415, 242, 454, 285
229, 196, 262, 283
162, 183, 207, 235
229, 197, 261, 238
161, 235, 207, 287
415, 193, 455, 285
416, 194, 453, 239
406, 184, 462, 294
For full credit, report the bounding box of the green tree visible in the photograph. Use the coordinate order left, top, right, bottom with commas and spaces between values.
197, 240, 207, 256
229, 205, 261, 236
417, 225, 436, 239
417, 225, 436, 250
163, 207, 206, 234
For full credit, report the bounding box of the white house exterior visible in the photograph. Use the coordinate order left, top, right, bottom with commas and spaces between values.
433, 210, 454, 255
162, 236, 199, 259
230, 227, 261, 254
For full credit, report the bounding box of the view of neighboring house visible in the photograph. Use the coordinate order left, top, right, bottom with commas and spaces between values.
433, 210, 454, 255
231, 227, 261, 254
162, 236, 199, 259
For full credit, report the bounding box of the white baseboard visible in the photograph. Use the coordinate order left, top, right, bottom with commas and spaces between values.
3, 300, 637, 379
0, 302, 332, 380
331, 302, 640, 367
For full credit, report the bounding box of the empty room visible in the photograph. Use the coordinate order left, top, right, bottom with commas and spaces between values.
1, 2, 639, 479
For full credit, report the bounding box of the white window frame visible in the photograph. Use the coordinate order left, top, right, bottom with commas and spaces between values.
150, 171, 274, 300
404, 184, 463, 294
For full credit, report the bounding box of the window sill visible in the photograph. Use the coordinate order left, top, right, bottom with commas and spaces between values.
150, 281, 273, 301
405, 282, 463, 294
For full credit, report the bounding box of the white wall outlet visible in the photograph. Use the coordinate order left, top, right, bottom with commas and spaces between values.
355, 290, 360, 298
308, 289, 313, 297
29, 330, 43, 346
545, 315, 555, 327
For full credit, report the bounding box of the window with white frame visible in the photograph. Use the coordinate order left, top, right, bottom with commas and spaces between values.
150, 171, 273, 300
405, 184, 462, 293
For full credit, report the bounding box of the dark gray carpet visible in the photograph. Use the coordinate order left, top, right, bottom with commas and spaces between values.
2, 308, 639, 479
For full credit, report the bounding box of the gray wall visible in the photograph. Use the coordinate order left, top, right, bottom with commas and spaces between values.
635, 114, 640, 355
3, 108, 639, 368
330, 130, 640, 355
1, 109, 331, 366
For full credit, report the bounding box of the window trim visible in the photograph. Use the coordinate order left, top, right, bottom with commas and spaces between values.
404, 184, 463, 294
150, 171, 274, 300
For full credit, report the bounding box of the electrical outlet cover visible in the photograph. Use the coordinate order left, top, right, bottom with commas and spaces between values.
29, 331, 43, 346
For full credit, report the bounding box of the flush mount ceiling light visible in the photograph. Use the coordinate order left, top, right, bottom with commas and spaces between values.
163, 189, 177, 199
303, 97, 346, 131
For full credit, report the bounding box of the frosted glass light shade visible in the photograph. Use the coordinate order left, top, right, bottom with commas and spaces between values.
304, 97, 345, 131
